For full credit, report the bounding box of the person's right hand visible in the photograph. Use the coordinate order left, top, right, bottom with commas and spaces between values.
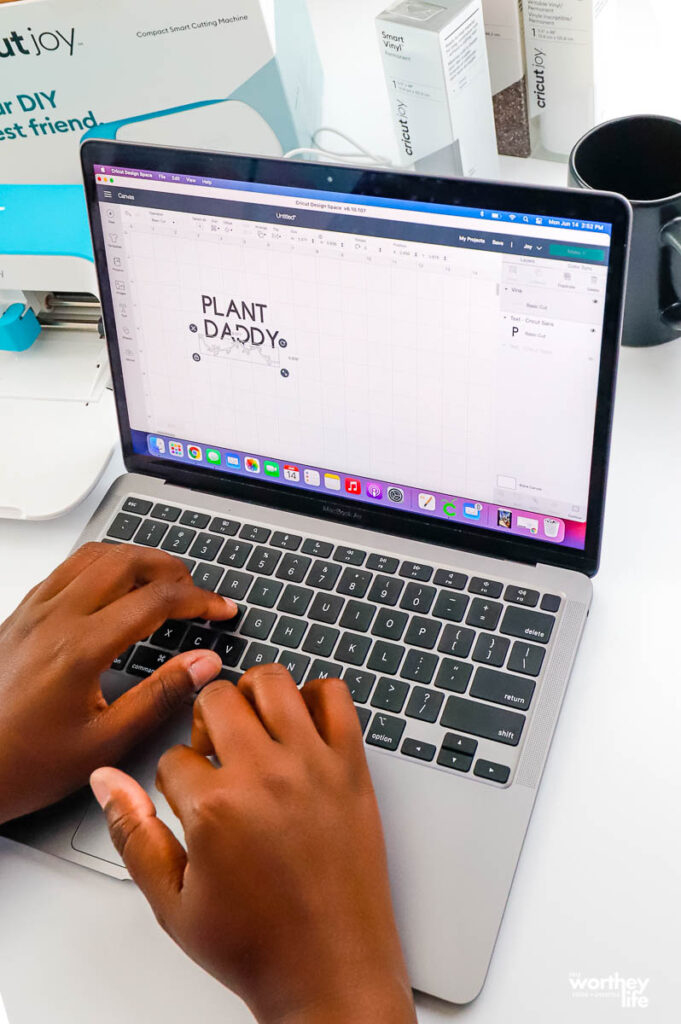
91, 665, 417, 1024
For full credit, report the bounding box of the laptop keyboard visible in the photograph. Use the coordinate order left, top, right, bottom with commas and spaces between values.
104, 495, 563, 788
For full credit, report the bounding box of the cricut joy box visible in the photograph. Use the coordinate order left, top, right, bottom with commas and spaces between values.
0, 0, 322, 183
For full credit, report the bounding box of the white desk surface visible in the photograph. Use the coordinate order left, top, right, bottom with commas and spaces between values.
2, 1, 681, 1021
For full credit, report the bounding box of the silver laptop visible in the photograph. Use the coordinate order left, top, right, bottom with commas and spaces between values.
9, 140, 630, 1004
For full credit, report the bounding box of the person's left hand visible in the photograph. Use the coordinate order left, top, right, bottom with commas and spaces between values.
0, 542, 236, 825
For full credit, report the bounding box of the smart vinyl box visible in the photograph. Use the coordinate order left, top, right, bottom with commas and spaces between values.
0, 0, 322, 184
376, 0, 499, 179
523, 0, 617, 157
482, 0, 532, 158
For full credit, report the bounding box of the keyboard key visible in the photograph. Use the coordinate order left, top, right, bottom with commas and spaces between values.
180, 510, 210, 529
400, 650, 438, 684
442, 733, 478, 756
469, 578, 503, 599
134, 520, 168, 547
302, 539, 333, 558
192, 563, 223, 591
399, 561, 433, 582
367, 642, 405, 676
401, 738, 436, 762
372, 608, 408, 641
368, 575, 404, 607
500, 606, 555, 645
366, 712, 405, 751
248, 578, 283, 609
432, 591, 469, 623
306, 560, 341, 591
337, 568, 372, 599
246, 546, 282, 577
472, 634, 511, 668
507, 641, 545, 677
180, 625, 219, 652
470, 667, 536, 712
271, 616, 308, 649
151, 503, 181, 523
343, 669, 376, 703
466, 598, 503, 631
271, 531, 302, 551
277, 651, 310, 684
111, 646, 134, 671
214, 634, 248, 667
400, 582, 436, 614
366, 554, 399, 574
217, 539, 252, 568
404, 616, 441, 650
307, 659, 343, 681
368, 675, 405, 708
218, 669, 241, 685
441, 696, 526, 746
405, 686, 444, 723
335, 632, 372, 666
107, 512, 141, 541
435, 659, 473, 692
122, 497, 152, 516
218, 570, 253, 601
303, 624, 340, 658
277, 584, 313, 616
541, 594, 562, 613
240, 524, 271, 544
189, 533, 224, 562
150, 620, 188, 651
242, 643, 278, 670
504, 586, 539, 608
334, 546, 366, 566
437, 749, 473, 773
438, 626, 475, 659
275, 554, 311, 583
474, 760, 510, 784
210, 517, 240, 536
241, 609, 276, 640
339, 601, 375, 632
177, 557, 196, 573
126, 645, 172, 678
161, 526, 196, 555
356, 707, 372, 733
309, 592, 344, 624
434, 569, 468, 591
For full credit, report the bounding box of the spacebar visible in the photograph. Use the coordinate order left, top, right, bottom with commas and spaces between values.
440, 696, 525, 747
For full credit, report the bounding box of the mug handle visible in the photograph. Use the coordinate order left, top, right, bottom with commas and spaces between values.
661, 218, 681, 329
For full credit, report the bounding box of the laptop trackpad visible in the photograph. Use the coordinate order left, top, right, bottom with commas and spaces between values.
72, 708, 193, 870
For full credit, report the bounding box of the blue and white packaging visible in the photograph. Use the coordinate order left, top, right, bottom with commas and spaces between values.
0, 0, 322, 183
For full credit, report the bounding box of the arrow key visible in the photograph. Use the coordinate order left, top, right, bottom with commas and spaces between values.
402, 738, 436, 762
474, 759, 511, 784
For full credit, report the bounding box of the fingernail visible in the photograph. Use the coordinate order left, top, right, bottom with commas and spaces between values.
90, 769, 112, 810
188, 651, 222, 690
221, 597, 238, 615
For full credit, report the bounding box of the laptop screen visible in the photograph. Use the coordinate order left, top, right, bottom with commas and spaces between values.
93, 161, 614, 554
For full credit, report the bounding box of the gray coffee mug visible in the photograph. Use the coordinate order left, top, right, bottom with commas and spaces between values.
569, 114, 681, 348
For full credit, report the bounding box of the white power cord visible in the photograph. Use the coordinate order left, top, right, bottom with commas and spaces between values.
283, 126, 393, 168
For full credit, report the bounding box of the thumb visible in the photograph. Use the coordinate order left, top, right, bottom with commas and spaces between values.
101, 649, 223, 759
90, 766, 186, 931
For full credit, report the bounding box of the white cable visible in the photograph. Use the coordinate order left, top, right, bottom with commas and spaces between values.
283, 126, 393, 168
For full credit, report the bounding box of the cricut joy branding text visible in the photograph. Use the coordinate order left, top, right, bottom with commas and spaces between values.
0, 27, 76, 59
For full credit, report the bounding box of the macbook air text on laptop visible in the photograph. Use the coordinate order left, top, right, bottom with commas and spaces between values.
7, 140, 630, 1004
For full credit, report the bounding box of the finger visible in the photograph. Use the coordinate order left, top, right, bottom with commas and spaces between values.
301, 676, 367, 756
191, 679, 272, 764
91, 580, 236, 667
155, 743, 217, 823
238, 663, 322, 746
96, 650, 223, 762
90, 767, 185, 931
28, 542, 110, 604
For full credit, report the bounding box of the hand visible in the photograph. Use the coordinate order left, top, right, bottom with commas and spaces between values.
91, 665, 417, 1024
0, 542, 235, 824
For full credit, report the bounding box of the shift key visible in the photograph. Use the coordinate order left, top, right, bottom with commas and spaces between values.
441, 696, 526, 747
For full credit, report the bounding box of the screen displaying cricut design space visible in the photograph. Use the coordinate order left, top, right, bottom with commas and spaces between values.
94, 163, 613, 550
